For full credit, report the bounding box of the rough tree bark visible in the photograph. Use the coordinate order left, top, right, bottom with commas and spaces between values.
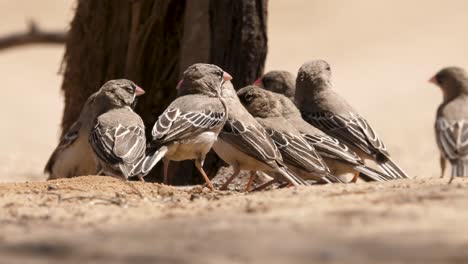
58, 0, 267, 184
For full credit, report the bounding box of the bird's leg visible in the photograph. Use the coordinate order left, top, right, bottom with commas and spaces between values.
163, 159, 170, 185
440, 156, 446, 178
194, 160, 215, 191
220, 166, 240, 191
351, 172, 360, 183
245, 171, 258, 192
251, 179, 276, 192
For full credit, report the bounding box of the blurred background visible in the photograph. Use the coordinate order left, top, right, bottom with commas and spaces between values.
1, 0, 467, 182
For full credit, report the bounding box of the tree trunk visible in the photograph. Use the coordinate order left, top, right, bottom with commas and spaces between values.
58, 0, 267, 184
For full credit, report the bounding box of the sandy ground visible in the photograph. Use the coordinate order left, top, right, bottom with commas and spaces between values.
2, 0, 468, 263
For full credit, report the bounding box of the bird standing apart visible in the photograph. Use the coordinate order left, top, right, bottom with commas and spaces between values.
212, 81, 309, 191
430, 67, 468, 183
255, 70, 296, 100
88, 79, 147, 181
237, 85, 341, 184
138, 64, 230, 191
295, 60, 409, 180
44, 92, 99, 180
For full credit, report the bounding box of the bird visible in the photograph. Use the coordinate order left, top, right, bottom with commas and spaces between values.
44, 92, 99, 180
295, 60, 409, 180
237, 85, 342, 184
137, 63, 230, 191
430, 66, 468, 183
254, 70, 296, 100
268, 89, 389, 182
212, 80, 309, 191
88, 79, 147, 181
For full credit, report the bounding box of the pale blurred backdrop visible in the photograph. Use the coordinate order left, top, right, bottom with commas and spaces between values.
1, 0, 467, 182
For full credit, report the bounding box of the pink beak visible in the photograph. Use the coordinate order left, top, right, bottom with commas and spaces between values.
135, 86, 145, 96
429, 76, 437, 84
223, 72, 233, 81
176, 80, 183, 90
253, 78, 262, 86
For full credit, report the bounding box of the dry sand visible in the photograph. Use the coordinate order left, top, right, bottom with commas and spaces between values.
1, 0, 468, 263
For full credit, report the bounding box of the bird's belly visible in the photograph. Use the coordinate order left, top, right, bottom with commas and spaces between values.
213, 139, 273, 172
165, 131, 218, 161
50, 137, 97, 179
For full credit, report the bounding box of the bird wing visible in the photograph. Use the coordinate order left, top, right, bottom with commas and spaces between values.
151, 107, 226, 146
303, 111, 389, 157
44, 120, 82, 173
219, 118, 281, 164
266, 128, 328, 174
302, 133, 363, 165
90, 121, 146, 166
435, 118, 468, 161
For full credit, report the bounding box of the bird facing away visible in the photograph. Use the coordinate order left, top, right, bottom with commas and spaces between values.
44, 92, 100, 180
138, 63, 230, 191
430, 66, 468, 183
88, 79, 147, 181
237, 85, 341, 184
255, 70, 296, 100
212, 81, 309, 191
269, 89, 389, 183
295, 60, 409, 180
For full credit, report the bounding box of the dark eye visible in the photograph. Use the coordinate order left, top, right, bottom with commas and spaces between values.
244, 94, 253, 103
325, 65, 331, 71
126, 85, 135, 93
436, 75, 443, 85
217, 70, 224, 80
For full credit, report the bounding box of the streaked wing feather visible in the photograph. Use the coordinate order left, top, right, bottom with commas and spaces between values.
436, 118, 468, 160
302, 133, 362, 165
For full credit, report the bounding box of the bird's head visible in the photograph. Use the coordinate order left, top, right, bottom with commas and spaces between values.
254, 70, 296, 99
237, 85, 282, 118
97, 79, 145, 108
430, 67, 468, 100
178, 63, 232, 97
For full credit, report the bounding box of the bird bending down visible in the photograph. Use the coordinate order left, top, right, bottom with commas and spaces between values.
87, 79, 147, 181
295, 60, 409, 180
134, 63, 230, 191
430, 66, 468, 183
212, 81, 309, 191
237, 85, 340, 184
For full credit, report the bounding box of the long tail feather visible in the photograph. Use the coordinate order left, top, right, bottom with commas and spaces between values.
378, 158, 409, 179
354, 165, 389, 182
130, 146, 168, 178
277, 167, 310, 186
323, 172, 345, 183
452, 160, 468, 178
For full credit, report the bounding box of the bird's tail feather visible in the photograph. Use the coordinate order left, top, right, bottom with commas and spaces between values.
323, 173, 345, 183
277, 167, 310, 186
451, 160, 468, 179
378, 158, 409, 179
129, 146, 168, 178
355, 165, 389, 182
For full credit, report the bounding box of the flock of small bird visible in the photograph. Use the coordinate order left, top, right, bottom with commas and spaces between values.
44, 60, 468, 190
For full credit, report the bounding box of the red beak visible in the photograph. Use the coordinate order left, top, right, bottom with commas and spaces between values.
135, 86, 145, 96
223, 72, 232, 81
176, 80, 183, 90
254, 78, 262, 86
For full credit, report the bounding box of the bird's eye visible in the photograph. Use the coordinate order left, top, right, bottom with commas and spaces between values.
436, 76, 443, 85
325, 66, 331, 71
244, 94, 253, 103
217, 70, 224, 80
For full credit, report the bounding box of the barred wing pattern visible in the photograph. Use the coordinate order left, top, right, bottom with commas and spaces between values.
90, 122, 146, 168
152, 108, 226, 146
220, 118, 280, 164
302, 133, 362, 165
266, 128, 328, 173
304, 111, 389, 157
436, 118, 468, 161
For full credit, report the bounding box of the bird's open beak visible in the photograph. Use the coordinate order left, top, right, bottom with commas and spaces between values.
253, 78, 262, 86
429, 76, 437, 85
223, 72, 232, 81
176, 80, 183, 90
135, 86, 146, 96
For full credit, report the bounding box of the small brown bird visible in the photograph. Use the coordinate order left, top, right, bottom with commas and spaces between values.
212, 81, 309, 191
237, 85, 342, 184
295, 60, 409, 180
88, 79, 147, 180
44, 93, 99, 180
255, 70, 296, 100
271, 91, 389, 182
139, 64, 230, 191
430, 66, 468, 183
